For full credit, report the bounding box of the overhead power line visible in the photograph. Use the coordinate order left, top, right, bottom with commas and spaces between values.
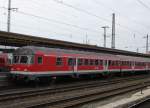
29, 0, 78, 18
52, 0, 144, 35
92, 0, 150, 30
0, 6, 100, 34
53, 0, 110, 22
137, 0, 150, 10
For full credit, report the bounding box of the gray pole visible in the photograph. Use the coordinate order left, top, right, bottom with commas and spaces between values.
111, 13, 115, 49
86, 33, 88, 44
146, 34, 149, 53
102, 26, 109, 47
7, 0, 11, 32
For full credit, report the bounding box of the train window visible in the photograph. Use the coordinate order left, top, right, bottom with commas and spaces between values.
78, 59, 83, 66
90, 59, 94, 65
121, 61, 123, 66
126, 61, 128, 66
95, 59, 99, 65
38, 57, 43, 64
100, 60, 103, 65
114, 61, 116, 66
105, 60, 107, 66
115, 61, 117, 66
127, 61, 129, 66
20, 56, 28, 64
112, 61, 115, 66
111, 61, 113, 66
116, 61, 119, 66
108, 60, 111, 66
84, 59, 89, 65
68, 58, 75, 66
30, 56, 34, 64
7, 59, 11, 64
14, 56, 20, 63
56, 57, 63, 66
124, 61, 126, 66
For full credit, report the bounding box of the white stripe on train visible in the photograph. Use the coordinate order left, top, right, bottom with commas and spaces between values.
10, 69, 149, 75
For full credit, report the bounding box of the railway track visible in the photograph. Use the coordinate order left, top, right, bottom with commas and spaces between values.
0, 75, 150, 108
0, 72, 15, 91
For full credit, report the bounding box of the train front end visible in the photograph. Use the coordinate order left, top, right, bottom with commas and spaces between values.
10, 47, 35, 81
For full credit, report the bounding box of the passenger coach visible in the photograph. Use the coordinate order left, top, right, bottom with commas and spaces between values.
10, 46, 150, 81
0, 53, 12, 72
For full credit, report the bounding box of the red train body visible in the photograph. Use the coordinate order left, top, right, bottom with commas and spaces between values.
0, 53, 11, 72
10, 46, 150, 81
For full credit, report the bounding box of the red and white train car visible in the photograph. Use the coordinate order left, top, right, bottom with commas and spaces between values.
10, 46, 150, 81
0, 53, 12, 72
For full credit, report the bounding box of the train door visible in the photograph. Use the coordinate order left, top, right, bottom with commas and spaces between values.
73, 58, 77, 72
68, 58, 77, 72
132, 61, 135, 70
146, 62, 148, 70
104, 60, 108, 71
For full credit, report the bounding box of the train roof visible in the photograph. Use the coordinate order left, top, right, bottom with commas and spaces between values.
14, 46, 150, 62
14, 46, 112, 56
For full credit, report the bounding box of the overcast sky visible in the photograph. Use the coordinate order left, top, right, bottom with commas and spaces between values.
0, 0, 150, 53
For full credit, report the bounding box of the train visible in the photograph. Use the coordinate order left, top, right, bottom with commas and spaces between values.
0, 53, 12, 72
9, 46, 150, 82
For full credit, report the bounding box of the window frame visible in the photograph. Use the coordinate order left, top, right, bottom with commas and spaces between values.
84, 59, 89, 65
68, 58, 76, 66
56, 57, 63, 66
37, 56, 43, 64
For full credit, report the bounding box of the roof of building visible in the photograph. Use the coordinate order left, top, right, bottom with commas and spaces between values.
0, 30, 150, 58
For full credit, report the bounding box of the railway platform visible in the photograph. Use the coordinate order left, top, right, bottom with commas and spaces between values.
130, 98, 150, 108
95, 86, 150, 108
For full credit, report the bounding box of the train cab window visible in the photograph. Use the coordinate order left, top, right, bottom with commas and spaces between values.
7, 59, 11, 64
84, 59, 89, 65
38, 57, 43, 64
30, 56, 34, 64
20, 56, 28, 64
14, 56, 20, 63
56, 57, 63, 66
